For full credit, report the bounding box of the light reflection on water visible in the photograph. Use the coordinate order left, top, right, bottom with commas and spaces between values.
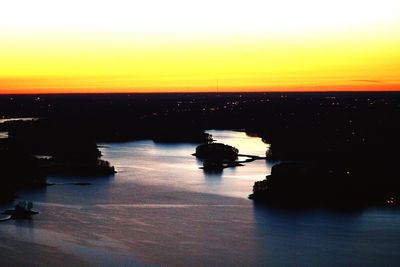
0, 132, 8, 139
0, 130, 399, 266
0, 117, 37, 123
100, 130, 272, 199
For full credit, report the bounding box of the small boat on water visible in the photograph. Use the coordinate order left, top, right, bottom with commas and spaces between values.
3, 201, 39, 219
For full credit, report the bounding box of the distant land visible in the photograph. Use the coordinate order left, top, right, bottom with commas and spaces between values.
0, 85, 399, 94
1, 91, 399, 208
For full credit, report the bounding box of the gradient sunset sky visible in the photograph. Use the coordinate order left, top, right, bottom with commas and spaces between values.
1, 0, 400, 93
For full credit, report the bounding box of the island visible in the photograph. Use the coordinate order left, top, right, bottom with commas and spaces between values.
193, 142, 238, 171
194, 142, 239, 160
249, 161, 399, 208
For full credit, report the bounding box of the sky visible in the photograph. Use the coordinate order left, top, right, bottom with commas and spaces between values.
0, 0, 399, 93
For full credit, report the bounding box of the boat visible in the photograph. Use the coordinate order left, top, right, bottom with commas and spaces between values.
3, 201, 39, 219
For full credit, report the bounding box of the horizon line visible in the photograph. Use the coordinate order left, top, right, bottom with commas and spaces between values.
1, 90, 400, 96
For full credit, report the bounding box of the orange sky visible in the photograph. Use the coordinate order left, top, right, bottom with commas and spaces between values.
1, 0, 400, 93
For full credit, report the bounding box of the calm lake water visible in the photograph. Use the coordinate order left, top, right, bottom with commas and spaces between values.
0, 131, 8, 139
0, 130, 400, 266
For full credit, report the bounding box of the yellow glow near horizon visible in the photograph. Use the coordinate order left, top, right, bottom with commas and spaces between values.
0, 0, 400, 93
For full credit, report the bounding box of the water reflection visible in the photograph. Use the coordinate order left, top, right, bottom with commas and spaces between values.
1, 130, 399, 266
13, 219, 35, 239
0, 117, 38, 123
252, 203, 400, 266
100, 130, 271, 199
207, 129, 269, 157
203, 172, 223, 186
0, 132, 8, 139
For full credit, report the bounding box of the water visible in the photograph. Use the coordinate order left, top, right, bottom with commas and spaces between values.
0, 131, 8, 139
0, 130, 399, 266
99, 130, 271, 199
0, 117, 37, 124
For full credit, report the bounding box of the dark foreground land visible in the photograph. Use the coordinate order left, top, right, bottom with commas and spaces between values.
1, 92, 399, 208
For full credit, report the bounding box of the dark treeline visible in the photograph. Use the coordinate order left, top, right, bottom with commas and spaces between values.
1, 92, 400, 207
